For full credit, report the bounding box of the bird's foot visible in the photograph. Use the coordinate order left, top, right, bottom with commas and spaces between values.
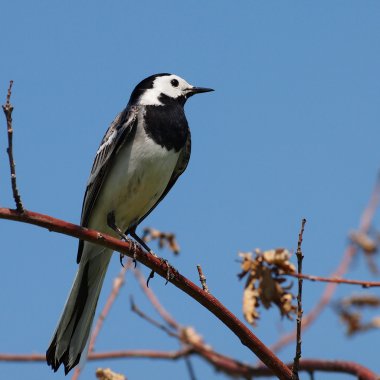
130, 239, 138, 267
107, 211, 138, 267
160, 258, 177, 285
146, 257, 176, 287
119, 240, 138, 267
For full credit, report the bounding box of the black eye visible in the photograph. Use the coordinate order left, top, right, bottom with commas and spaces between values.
171, 79, 179, 87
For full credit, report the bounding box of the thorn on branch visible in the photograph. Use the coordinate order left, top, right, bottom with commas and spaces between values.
196, 265, 209, 293
2, 80, 24, 212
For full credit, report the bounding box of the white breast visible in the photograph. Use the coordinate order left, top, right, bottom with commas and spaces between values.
88, 117, 180, 234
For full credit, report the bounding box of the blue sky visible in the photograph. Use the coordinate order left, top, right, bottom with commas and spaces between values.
1, 1, 380, 379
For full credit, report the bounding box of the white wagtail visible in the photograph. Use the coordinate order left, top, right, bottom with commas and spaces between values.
46, 73, 213, 374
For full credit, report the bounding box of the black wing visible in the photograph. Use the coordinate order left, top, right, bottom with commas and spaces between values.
130, 127, 191, 231
77, 105, 139, 263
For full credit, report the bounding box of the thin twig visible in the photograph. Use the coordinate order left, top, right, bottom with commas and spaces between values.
286, 273, 380, 288
196, 265, 209, 293
271, 176, 380, 353
2, 81, 24, 212
292, 219, 306, 379
130, 296, 179, 338
130, 279, 199, 380
184, 356, 197, 380
133, 266, 180, 330
89, 262, 132, 353
71, 365, 80, 379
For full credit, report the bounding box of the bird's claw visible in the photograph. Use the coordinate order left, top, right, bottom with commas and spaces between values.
146, 270, 155, 287
131, 240, 138, 267
160, 258, 176, 285
146, 256, 176, 287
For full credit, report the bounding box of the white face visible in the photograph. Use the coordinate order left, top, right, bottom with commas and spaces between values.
138, 74, 193, 106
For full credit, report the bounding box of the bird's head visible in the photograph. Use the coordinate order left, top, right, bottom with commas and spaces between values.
129, 73, 214, 106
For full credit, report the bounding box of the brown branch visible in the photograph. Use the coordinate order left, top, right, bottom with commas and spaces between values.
292, 219, 306, 379
196, 265, 209, 293
0, 349, 192, 362
271, 176, 380, 353
89, 262, 133, 354
254, 359, 378, 379
0, 208, 292, 380
286, 272, 380, 288
1, 352, 377, 379
130, 256, 374, 380
71, 363, 81, 379
2, 81, 23, 212
130, 296, 179, 338
133, 266, 180, 330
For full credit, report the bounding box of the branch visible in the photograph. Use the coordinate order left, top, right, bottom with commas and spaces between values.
196, 265, 209, 293
271, 176, 380, 353
254, 359, 378, 379
1, 352, 377, 379
2, 81, 24, 212
89, 262, 133, 353
0, 208, 292, 380
292, 219, 306, 379
133, 266, 180, 330
0, 349, 192, 362
286, 273, 380, 288
130, 296, 179, 338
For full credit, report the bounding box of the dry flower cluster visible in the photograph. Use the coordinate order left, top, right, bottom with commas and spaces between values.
238, 248, 297, 326
349, 230, 379, 274
349, 230, 378, 255
142, 227, 180, 254
335, 294, 380, 336
96, 368, 126, 380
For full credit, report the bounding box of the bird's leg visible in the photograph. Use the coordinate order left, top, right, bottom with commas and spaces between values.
107, 211, 138, 266
129, 228, 157, 284
129, 228, 175, 285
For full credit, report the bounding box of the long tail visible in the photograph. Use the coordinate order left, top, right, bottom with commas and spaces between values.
46, 243, 112, 374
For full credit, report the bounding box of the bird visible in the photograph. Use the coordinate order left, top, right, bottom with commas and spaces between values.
46, 73, 213, 374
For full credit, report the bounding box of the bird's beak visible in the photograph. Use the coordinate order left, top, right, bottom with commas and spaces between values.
186, 86, 214, 97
